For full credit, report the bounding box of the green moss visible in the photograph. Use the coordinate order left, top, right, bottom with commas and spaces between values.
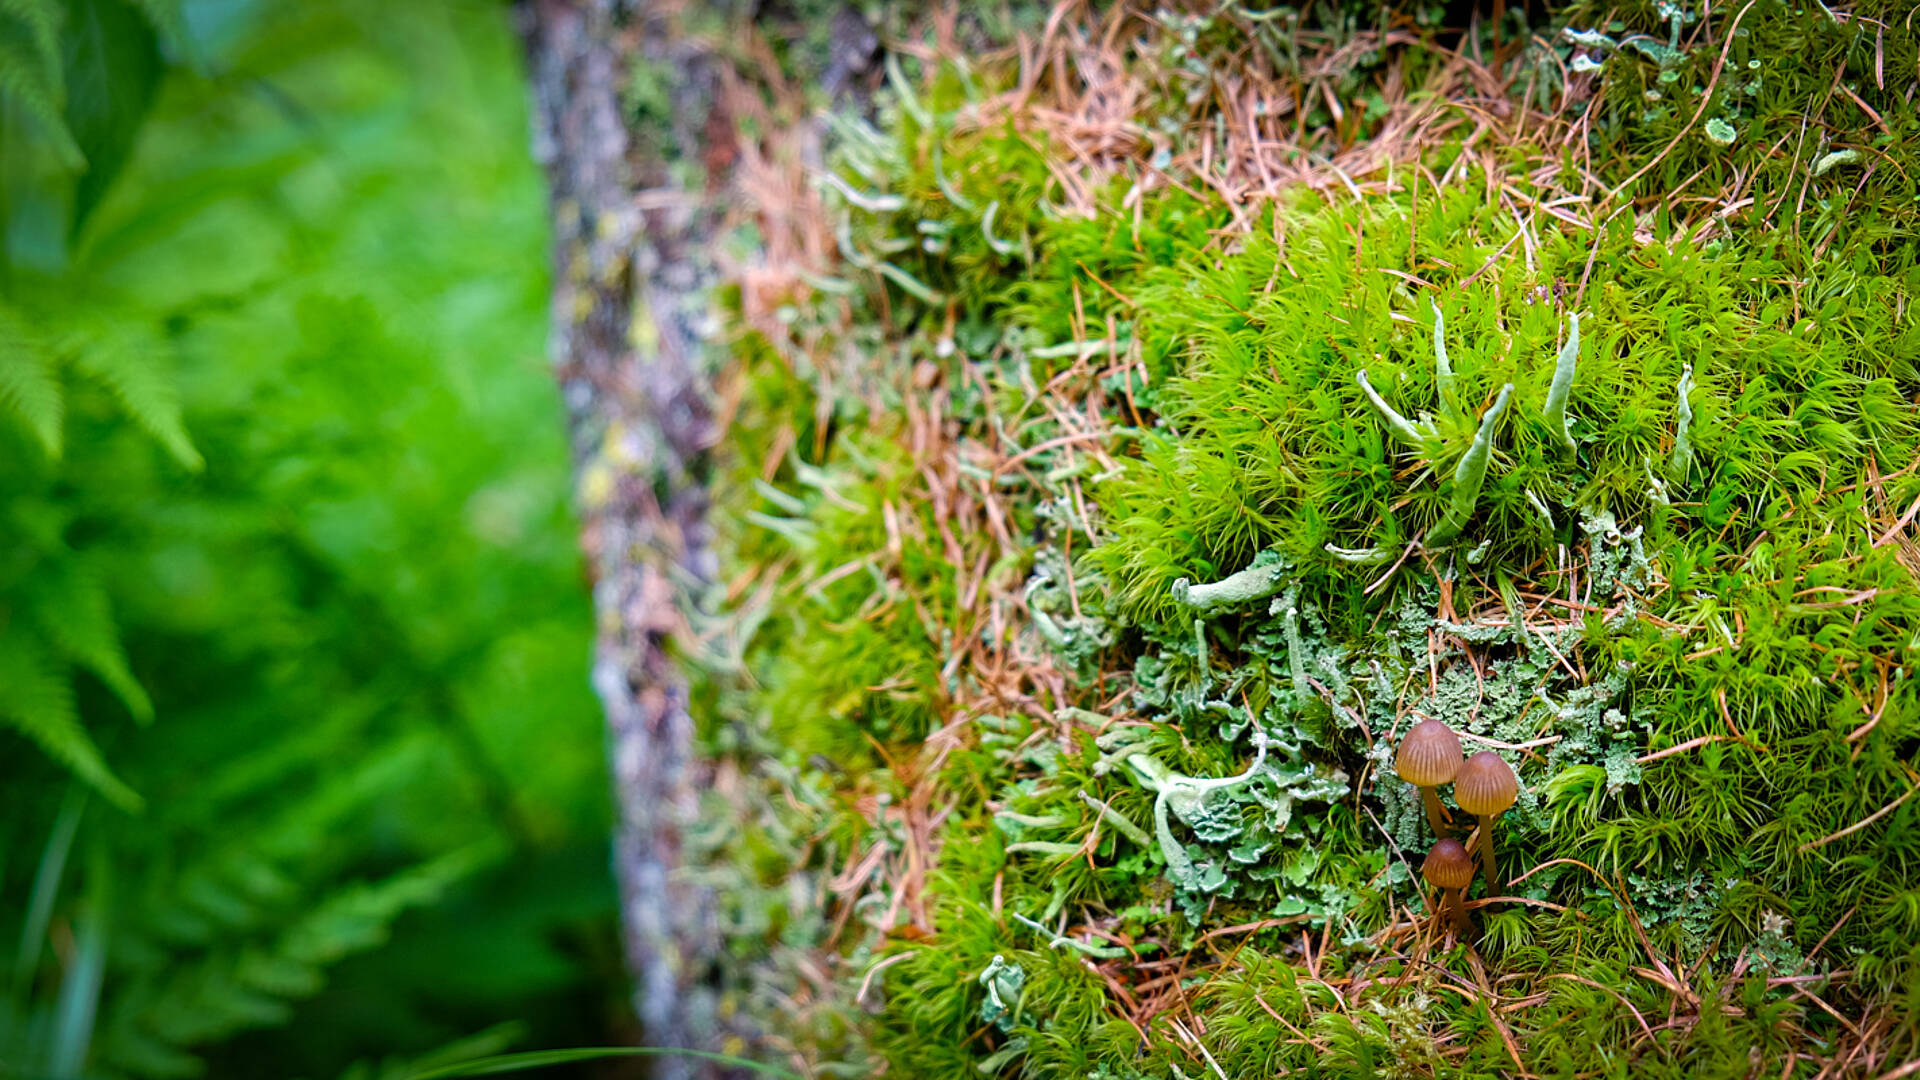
697, 4, 1920, 1075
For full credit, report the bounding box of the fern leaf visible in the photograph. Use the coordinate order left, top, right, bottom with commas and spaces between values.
0, 630, 140, 809
95, 1024, 203, 1080
29, 555, 155, 722
0, 0, 85, 167
65, 322, 202, 469
279, 842, 498, 966
123, 0, 194, 64
100, 845, 496, 1074
0, 305, 64, 456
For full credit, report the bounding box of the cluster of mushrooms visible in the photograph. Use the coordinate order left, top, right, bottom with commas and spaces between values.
1395, 719, 1518, 942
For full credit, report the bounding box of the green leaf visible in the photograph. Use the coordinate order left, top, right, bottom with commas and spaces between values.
0, 630, 140, 809
403, 1047, 804, 1080
122, 0, 192, 62
13, 787, 84, 998
61, 0, 164, 236
0, 303, 64, 455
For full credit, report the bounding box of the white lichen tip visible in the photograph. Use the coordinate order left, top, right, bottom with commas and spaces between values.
1356, 369, 1431, 448
1432, 302, 1455, 405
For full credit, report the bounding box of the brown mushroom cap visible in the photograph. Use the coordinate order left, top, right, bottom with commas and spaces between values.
1395, 719, 1464, 787
1422, 838, 1475, 891
1454, 751, 1518, 816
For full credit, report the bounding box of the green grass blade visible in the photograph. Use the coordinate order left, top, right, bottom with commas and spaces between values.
48, 841, 109, 1076
403, 1047, 804, 1080
13, 785, 84, 1001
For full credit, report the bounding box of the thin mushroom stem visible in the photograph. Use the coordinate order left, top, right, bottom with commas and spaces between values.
1445, 887, 1474, 941
1420, 786, 1453, 838
1476, 813, 1499, 892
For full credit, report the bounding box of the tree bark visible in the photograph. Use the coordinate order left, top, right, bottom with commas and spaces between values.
521, 2, 735, 1075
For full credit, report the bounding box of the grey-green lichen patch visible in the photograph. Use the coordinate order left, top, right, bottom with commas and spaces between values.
1026, 545, 1113, 682
1579, 506, 1654, 618
1111, 667, 1351, 916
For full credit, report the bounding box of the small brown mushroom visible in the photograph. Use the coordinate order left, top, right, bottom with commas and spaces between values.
1395, 719, 1464, 838
1455, 750, 1519, 893
1422, 838, 1476, 941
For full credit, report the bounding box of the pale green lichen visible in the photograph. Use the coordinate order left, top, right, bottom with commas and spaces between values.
1026, 547, 1112, 681
1813, 148, 1862, 176
1670, 362, 1695, 484
1428, 383, 1513, 544
1011, 912, 1130, 958
977, 955, 1026, 1031
1126, 727, 1272, 894
1562, 27, 1618, 49
1579, 506, 1652, 616
1355, 369, 1434, 448
975, 956, 1030, 1074
1325, 543, 1394, 565
1751, 911, 1805, 975
1542, 313, 1579, 452
1077, 789, 1153, 848
1172, 550, 1292, 613
1628, 870, 1719, 947
1111, 616, 1352, 913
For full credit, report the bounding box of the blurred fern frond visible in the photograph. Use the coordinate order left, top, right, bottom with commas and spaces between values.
1, 1, 612, 1076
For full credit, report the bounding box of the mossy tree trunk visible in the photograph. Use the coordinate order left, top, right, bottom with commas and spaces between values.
521, 2, 736, 1075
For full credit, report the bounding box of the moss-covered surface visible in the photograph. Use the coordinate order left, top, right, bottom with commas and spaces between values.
689, 3, 1920, 1076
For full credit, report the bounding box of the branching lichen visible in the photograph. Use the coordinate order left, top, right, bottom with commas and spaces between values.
1128, 728, 1271, 893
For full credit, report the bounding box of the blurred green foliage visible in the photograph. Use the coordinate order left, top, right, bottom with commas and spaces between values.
1, 1, 620, 1076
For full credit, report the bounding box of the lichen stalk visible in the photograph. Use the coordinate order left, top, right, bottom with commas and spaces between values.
1671, 362, 1695, 484
1356, 369, 1429, 448
1429, 383, 1513, 545
1173, 559, 1290, 613
1543, 313, 1579, 452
